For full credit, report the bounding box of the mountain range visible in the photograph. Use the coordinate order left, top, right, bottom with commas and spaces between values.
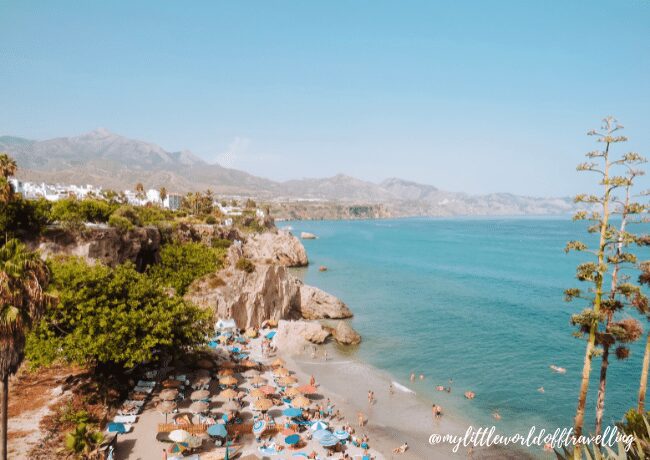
0, 129, 575, 217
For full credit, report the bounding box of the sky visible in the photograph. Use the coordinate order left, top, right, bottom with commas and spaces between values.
1, 1, 649, 196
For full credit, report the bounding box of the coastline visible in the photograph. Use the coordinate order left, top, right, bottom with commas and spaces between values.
280, 341, 537, 459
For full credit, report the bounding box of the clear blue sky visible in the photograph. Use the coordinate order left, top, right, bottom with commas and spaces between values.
1, 1, 649, 196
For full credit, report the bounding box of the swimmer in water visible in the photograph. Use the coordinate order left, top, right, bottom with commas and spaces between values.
538, 386, 545, 393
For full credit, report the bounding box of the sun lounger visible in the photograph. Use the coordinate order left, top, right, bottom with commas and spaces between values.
112, 415, 137, 424
136, 380, 156, 387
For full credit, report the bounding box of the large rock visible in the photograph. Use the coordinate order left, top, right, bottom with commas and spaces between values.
243, 230, 308, 267
300, 232, 317, 240
300, 285, 353, 320
36, 226, 161, 270
332, 321, 361, 345
274, 320, 331, 355
185, 264, 302, 329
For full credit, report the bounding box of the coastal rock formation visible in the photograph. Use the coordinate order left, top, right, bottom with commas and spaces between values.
185, 263, 302, 329
300, 232, 317, 239
36, 226, 161, 270
274, 320, 331, 354
299, 285, 353, 320
331, 321, 362, 345
243, 230, 308, 267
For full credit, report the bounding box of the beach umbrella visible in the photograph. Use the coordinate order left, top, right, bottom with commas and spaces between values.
107, 422, 128, 433
284, 387, 301, 397
168, 443, 188, 454
319, 433, 339, 447
253, 398, 274, 411
249, 388, 266, 399
219, 376, 238, 386
197, 358, 215, 369
273, 367, 290, 377
278, 376, 298, 385
207, 423, 228, 438
156, 401, 177, 414
189, 401, 209, 414
220, 360, 237, 369
222, 400, 240, 412
291, 396, 311, 408
284, 434, 300, 446
333, 430, 350, 440
266, 331, 277, 340
190, 389, 210, 401
310, 420, 328, 431
192, 375, 211, 387
218, 368, 235, 376
245, 328, 258, 338
258, 385, 276, 395
169, 429, 191, 443
159, 389, 178, 401
252, 419, 267, 435
250, 375, 266, 386
297, 385, 317, 395
241, 359, 257, 368
219, 388, 238, 399
162, 379, 182, 389
312, 429, 331, 440
282, 407, 303, 418
271, 357, 285, 367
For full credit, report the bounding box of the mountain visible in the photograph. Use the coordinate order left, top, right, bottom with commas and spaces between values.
1, 129, 576, 216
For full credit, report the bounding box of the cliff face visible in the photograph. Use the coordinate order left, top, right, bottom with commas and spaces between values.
242, 230, 308, 267
35, 226, 161, 270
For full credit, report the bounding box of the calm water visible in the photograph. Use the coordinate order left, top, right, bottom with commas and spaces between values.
287, 217, 643, 437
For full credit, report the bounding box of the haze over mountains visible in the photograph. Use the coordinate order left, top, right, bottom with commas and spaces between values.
0, 129, 575, 216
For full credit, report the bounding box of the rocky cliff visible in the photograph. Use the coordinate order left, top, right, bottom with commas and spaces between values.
34, 226, 161, 270
242, 230, 308, 267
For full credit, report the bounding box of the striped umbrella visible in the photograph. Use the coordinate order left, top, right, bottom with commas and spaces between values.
273, 367, 290, 377
333, 430, 350, 440
250, 376, 266, 386
169, 429, 191, 443
310, 420, 328, 431
252, 419, 267, 435
312, 429, 331, 440
319, 433, 339, 447
278, 376, 298, 386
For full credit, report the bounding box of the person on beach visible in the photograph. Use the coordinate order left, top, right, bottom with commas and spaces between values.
432, 404, 437, 421
389, 383, 394, 395
162, 449, 168, 460
357, 411, 365, 427
392, 442, 408, 454
324, 350, 328, 360
435, 405, 442, 419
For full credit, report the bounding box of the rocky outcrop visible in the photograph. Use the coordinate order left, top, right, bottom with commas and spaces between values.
36, 226, 161, 270
273, 320, 331, 355
243, 230, 308, 267
299, 285, 353, 320
300, 232, 317, 240
185, 264, 302, 329
331, 321, 361, 345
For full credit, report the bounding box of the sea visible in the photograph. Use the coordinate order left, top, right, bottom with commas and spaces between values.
285, 217, 644, 442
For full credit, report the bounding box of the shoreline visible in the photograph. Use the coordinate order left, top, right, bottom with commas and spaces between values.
280, 341, 537, 459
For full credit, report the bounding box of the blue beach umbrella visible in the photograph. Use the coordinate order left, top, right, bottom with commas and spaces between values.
312, 429, 331, 440
252, 419, 267, 435
333, 430, 349, 440
284, 434, 300, 446
282, 408, 302, 418
207, 424, 228, 437
265, 331, 276, 339
310, 420, 328, 431
319, 433, 339, 447
106, 422, 127, 433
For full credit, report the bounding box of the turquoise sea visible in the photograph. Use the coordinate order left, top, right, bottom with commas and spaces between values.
286, 217, 644, 438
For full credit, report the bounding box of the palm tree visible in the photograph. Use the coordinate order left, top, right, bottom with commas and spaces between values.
159, 187, 168, 207
135, 183, 145, 201
0, 153, 17, 204
0, 239, 54, 460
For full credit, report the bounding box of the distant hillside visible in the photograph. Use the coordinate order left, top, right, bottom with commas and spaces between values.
1, 129, 576, 217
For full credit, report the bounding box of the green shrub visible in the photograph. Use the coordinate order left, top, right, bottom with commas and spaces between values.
235, 257, 255, 273
50, 198, 116, 226
107, 214, 133, 231
109, 205, 141, 228
0, 196, 51, 238
205, 215, 217, 225
211, 238, 232, 249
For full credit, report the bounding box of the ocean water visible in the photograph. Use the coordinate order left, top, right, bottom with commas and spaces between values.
286, 217, 644, 438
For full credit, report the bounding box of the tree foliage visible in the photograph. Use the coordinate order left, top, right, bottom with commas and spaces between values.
26, 257, 211, 370
147, 242, 226, 296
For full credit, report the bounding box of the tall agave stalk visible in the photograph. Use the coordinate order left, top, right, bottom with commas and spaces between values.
564, 117, 634, 454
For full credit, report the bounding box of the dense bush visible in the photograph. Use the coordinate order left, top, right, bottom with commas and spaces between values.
109, 205, 141, 228
26, 257, 211, 370
147, 242, 226, 295
0, 196, 51, 238
235, 257, 255, 273
50, 198, 117, 227
211, 238, 232, 249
